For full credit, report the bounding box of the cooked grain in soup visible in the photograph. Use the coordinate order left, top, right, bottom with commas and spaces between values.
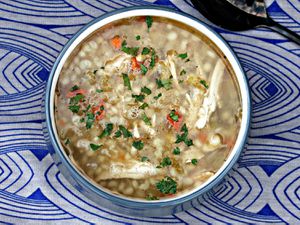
55, 16, 242, 200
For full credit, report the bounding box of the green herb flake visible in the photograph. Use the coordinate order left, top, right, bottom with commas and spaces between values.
200, 80, 209, 89
98, 123, 113, 139
122, 73, 132, 90
96, 89, 103, 93
156, 177, 177, 194
69, 94, 85, 105
156, 79, 172, 90
173, 147, 180, 155
100, 66, 105, 70
185, 58, 190, 63
119, 125, 132, 138
141, 64, 148, 75
141, 156, 149, 162
132, 140, 144, 150
139, 102, 149, 110
160, 157, 172, 167
132, 94, 145, 102
136, 35, 141, 40
85, 112, 95, 129
179, 80, 184, 83
100, 105, 105, 111
178, 53, 188, 59
141, 47, 151, 55
79, 118, 85, 123
145, 16, 153, 31
65, 138, 71, 145
141, 113, 152, 126
191, 158, 198, 165
180, 69, 186, 76
93, 70, 98, 74
68, 105, 80, 113
70, 85, 79, 92
175, 123, 193, 147
121, 40, 139, 56
150, 49, 156, 68
153, 93, 162, 100
114, 130, 122, 138
141, 86, 152, 95
90, 143, 102, 151
146, 195, 159, 200
169, 110, 179, 122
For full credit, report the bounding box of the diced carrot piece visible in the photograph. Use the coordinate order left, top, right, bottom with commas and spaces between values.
167, 111, 183, 131
131, 57, 140, 71
66, 89, 86, 98
111, 35, 122, 49
198, 132, 207, 143
92, 100, 105, 121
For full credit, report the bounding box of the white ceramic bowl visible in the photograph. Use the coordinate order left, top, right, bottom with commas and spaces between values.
44, 6, 251, 217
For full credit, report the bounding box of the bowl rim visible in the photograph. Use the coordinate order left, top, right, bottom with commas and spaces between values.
45, 5, 251, 208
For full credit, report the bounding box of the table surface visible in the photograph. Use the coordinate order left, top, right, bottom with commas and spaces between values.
0, 0, 299, 224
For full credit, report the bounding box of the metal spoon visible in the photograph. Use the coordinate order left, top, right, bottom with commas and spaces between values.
191, 0, 300, 45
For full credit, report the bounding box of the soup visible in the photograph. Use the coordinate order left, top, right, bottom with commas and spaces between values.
54, 16, 242, 200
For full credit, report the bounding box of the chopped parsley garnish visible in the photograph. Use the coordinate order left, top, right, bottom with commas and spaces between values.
141, 156, 149, 162
142, 47, 151, 55
200, 79, 209, 89
146, 16, 153, 31
70, 85, 79, 92
139, 102, 149, 110
90, 143, 102, 151
93, 70, 98, 74
175, 124, 193, 147
79, 118, 85, 123
65, 138, 70, 145
173, 147, 180, 155
68, 105, 80, 113
141, 113, 152, 126
191, 159, 198, 165
156, 79, 172, 90
180, 69, 186, 76
132, 140, 144, 150
98, 123, 113, 139
96, 89, 103, 93
169, 110, 179, 122
153, 93, 162, 100
156, 177, 177, 194
141, 64, 148, 75
118, 125, 132, 138
100, 105, 105, 111
69, 94, 85, 105
178, 53, 188, 59
85, 112, 95, 129
146, 195, 159, 200
150, 49, 156, 68
136, 35, 141, 40
160, 157, 172, 167
122, 73, 132, 90
141, 86, 152, 95
114, 130, 122, 138
179, 80, 184, 83
121, 40, 139, 56
132, 94, 145, 102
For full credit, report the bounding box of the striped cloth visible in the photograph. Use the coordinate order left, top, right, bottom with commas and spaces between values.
0, 0, 299, 224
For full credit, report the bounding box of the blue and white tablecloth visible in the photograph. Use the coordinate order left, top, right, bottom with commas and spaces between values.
0, 0, 299, 224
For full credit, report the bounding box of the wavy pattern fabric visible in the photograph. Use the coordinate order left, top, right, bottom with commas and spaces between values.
0, 0, 299, 224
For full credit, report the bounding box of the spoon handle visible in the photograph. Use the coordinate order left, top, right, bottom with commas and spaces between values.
264, 18, 300, 45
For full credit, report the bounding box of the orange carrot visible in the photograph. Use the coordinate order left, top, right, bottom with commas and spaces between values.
66, 89, 86, 98
167, 111, 183, 131
111, 35, 122, 49
131, 57, 140, 71
198, 132, 207, 143
92, 100, 105, 121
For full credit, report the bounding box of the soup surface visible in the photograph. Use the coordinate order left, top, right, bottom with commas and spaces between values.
55, 16, 242, 200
